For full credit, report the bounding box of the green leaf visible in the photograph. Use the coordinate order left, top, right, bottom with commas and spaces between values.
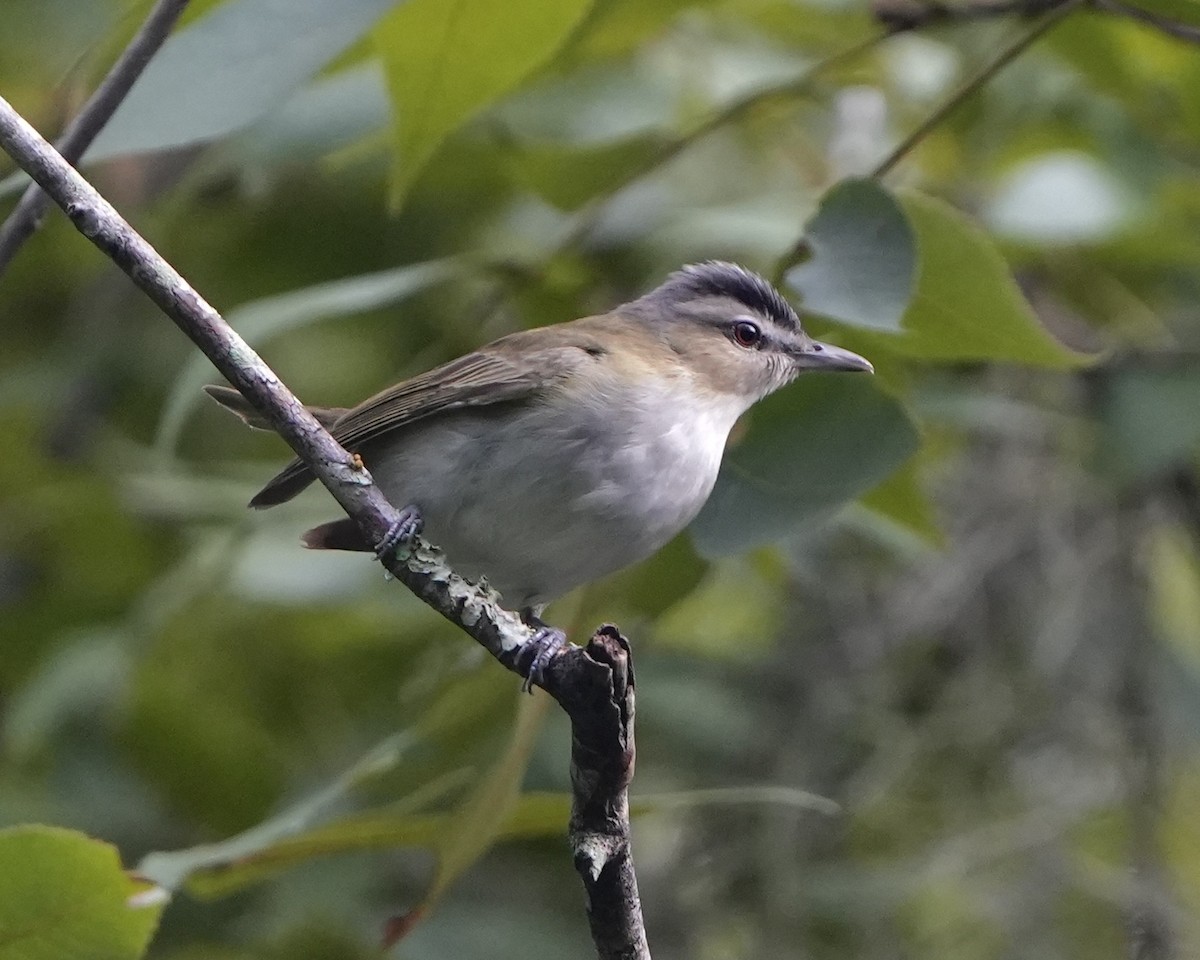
185, 788, 568, 898
186, 814, 443, 898
138, 731, 423, 892
3, 632, 130, 761
216, 64, 392, 172
1145, 523, 1200, 673
0, 826, 165, 960
167, 779, 839, 898
87, 0, 403, 161
794, 183, 1091, 368
506, 134, 668, 210
786, 178, 917, 332
873, 190, 1089, 366
167, 694, 550, 917
631, 785, 838, 817
565, 0, 720, 61
858, 457, 942, 545
1046, 17, 1136, 102
654, 556, 783, 660
690, 375, 920, 557
375, 0, 595, 207
154, 257, 461, 457
604, 533, 708, 621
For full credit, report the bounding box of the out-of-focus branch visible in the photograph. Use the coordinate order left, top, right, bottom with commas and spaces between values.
1092, 0, 1200, 44
870, 0, 1062, 32
0, 0, 191, 279
467, 30, 892, 326
873, 0, 1200, 44
870, 0, 1082, 180
0, 95, 650, 960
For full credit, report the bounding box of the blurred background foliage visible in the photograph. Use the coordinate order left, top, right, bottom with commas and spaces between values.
2, 0, 1200, 956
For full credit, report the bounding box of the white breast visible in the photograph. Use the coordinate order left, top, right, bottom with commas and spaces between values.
571, 380, 741, 541
370, 375, 747, 607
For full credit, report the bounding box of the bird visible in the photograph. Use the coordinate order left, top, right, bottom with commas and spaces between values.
206, 261, 872, 685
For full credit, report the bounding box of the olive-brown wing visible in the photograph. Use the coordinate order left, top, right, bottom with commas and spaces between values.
247, 334, 588, 508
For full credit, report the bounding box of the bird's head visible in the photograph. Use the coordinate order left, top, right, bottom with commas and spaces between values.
630, 261, 873, 404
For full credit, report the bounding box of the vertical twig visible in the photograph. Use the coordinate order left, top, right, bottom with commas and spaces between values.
557, 627, 649, 960
0, 0, 191, 278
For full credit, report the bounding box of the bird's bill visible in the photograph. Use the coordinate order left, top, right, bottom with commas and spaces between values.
792, 340, 874, 374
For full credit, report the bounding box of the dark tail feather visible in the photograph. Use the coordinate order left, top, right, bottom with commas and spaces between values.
205, 384, 351, 509
248, 462, 315, 508
203, 384, 348, 431
302, 518, 372, 552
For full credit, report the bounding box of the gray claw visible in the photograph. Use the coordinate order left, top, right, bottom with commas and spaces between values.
375, 505, 423, 561
522, 626, 566, 693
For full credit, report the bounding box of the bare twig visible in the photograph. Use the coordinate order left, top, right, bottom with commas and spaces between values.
874, 0, 1200, 43
0, 96, 650, 960
870, 0, 1082, 179
562, 627, 647, 960
762, 0, 1077, 282
627, 31, 891, 194
1093, 0, 1200, 43
871, 0, 1063, 32
0, 0, 191, 279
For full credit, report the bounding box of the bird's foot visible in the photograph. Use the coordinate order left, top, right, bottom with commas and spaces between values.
518, 612, 567, 693
374, 504, 424, 562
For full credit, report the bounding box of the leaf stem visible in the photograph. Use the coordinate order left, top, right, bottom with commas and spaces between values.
870, 0, 1083, 180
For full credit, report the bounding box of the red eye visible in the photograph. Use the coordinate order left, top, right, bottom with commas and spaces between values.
732, 320, 762, 347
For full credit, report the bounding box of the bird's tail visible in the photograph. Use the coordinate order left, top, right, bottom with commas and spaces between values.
204, 384, 350, 509
203, 384, 347, 431
301, 518, 373, 552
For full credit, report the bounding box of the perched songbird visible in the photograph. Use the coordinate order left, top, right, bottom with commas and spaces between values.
207, 262, 872, 681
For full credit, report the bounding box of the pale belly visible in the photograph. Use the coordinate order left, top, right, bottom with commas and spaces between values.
367, 390, 741, 607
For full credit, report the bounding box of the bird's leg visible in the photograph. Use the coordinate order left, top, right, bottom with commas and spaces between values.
518, 605, 567, 694
374, 504, 424, 562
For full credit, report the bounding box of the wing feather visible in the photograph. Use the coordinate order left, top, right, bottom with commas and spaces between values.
248, 333, 589, 508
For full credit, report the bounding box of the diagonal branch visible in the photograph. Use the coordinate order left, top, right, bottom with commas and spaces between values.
466, 30, 892, 327
0, 0, 192, 279
870, 0, 1083, 179
1092, 0, 1200, 44
873, 0, 1200, 44
0, 96, 649, 960
871, 0, 1065, 31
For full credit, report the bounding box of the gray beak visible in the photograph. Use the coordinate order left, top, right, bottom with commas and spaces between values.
793, 339, 874, 374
